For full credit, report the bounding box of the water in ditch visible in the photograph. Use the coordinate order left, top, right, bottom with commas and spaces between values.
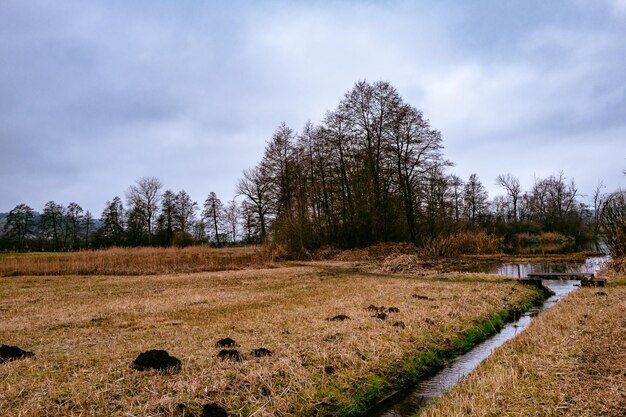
364, 257, 607, 417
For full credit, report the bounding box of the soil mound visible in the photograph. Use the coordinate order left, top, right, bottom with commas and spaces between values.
218, 349, 242, 362
215, 338, 236, 348
252, 348, 273, 358
0, 345, 34, 363
329, 314, 351, 321
202, 403, 228, 417
131, 349, 181, 372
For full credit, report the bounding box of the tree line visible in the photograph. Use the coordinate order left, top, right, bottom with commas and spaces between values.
0, 178, 246, 251
1, 80, 624, 255
236, 80, 620, 254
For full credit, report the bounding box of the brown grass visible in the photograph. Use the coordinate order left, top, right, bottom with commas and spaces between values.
419, 231, 501, 258
323, 242, 419, 262
422, 285, 626, 417
0, 246, 272, 277
599, 257, 626, 279
379, 254, 439, 275
0, 264, 539, 416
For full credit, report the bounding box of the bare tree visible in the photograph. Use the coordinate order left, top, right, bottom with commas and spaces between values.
4, 204, 35, 250
240, 200, 259, 243
601, 190, 626, 257
204, 192, 225, 246
448, 175, 464, 224
225, 199, 240, 244
157, 190, 177, 245
83, 210, 95, 248
175, 190, 198, 235
591, 180, 606, 250
236, 166, 273, 241
98, 197, 125, 247
464, 173, 489, 225
66, 202, 84, 249
41, 201, 66, 250
496, 173, 521, 221
126, 176, 162, 244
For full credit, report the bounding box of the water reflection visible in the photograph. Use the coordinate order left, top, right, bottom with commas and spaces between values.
495, 255, 609, 278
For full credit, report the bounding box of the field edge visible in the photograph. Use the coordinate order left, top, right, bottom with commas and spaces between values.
306, 282, 552, 417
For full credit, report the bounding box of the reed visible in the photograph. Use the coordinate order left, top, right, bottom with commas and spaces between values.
419, 231, 501, 258
0, 246, 272, 277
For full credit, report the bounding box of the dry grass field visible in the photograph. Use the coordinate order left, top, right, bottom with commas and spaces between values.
0, 246, 272, 277
0, 261, 543, 417
421, 285, 626, 417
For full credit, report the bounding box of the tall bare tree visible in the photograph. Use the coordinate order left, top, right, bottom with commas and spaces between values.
496, 173, 521, 222
66, 202, 84, 249
464, 173, 489, 225
126, 176, 162, 244
204, 192, 225, 246
236, 167, 273, 241
175, 190, 198, 235
4, 204, 35, 250
225, 199, 240, 244
41, 201, 66, 250
83, 210, 95, 248
601, 190, 626, 257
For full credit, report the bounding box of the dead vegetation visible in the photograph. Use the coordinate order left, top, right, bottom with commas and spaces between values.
0, 246, 272, 277
599, 257, 626, 283
421, 285, 626, 417
379, 254, 438, 275
320, 242, 419, 262
0, 264, 540, 416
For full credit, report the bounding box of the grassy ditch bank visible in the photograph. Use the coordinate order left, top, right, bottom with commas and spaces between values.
420, 284, 626, 417
309, 284, 552, 417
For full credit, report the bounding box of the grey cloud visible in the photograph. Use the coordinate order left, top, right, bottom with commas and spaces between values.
0, 1, 624, 214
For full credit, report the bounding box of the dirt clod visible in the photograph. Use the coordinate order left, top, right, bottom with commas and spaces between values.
131, 349, 181, 372
0, 345, 34, 363
324, 365, 335, 374
374, 312, 387, 320
215, 338, 237, 347
252, 348, 273, 358
218, 349, 242, 362
329, 314, 351, 321
202, 403, 228, 417
412, 294, 430, 300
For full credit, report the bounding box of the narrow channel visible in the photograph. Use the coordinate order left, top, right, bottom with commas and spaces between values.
364, 257, 606, 417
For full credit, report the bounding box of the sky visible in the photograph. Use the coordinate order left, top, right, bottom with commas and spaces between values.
1, 0, 625, 214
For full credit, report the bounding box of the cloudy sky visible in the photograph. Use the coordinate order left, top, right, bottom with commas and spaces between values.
1, 0, 625, 214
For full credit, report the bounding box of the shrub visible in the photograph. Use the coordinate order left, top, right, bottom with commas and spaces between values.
601, 190, 626, 258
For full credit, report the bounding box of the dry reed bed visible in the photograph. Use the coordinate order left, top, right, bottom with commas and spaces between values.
0, 246, 272, 277
421, 285, 626, 417
0, 266, 539, 416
